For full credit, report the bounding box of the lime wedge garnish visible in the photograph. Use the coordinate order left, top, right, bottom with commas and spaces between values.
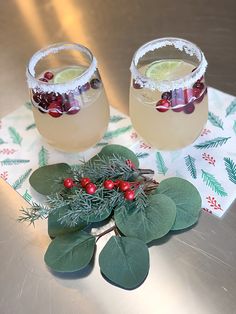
54, 66, 86, 84
145, 60, 183, 81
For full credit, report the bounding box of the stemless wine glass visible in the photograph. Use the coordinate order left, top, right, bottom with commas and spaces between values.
129, 37, 208, 150
26, 42, 110, 152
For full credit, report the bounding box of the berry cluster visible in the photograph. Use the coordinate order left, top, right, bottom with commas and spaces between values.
33, 72, 101, 118
63, 177, 97, 194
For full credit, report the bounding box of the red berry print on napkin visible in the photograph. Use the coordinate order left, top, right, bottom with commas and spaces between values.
130, 132, 138, 140
202, 153, 216, 166
0, 171, 8, 180
201, 128, 211, 136
206, 196, 223, 211
140, 142, 151, 149
0, 148, 17, 155
202, 207, 213, 214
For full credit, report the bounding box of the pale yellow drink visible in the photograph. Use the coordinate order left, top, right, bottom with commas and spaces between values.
129, 60, 208, 150
31, 66, 110, 152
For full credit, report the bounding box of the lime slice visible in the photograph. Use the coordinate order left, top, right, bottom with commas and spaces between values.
54, 66, 86, 84
145, 60, 183, 81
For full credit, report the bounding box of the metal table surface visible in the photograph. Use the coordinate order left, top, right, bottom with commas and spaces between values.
0, 1, 236, 313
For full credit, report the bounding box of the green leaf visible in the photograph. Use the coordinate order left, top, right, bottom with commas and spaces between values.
99, 236, 149, 289
38, 146, 49, 167
194, 137, 231, 149
48, 206, 87, 238
184, 155, 197, 179
8, 127, 22, 145
26, 123, 36, 130
103, 125, 132, 140
223, 157, 236, 185
44, 231, 95, 272
225, 99, 236, 117
12, 169, 32, 190
208, 112, 224, 130
154, 177, 202, 230
233, 121, 236, 135
29, 163, 72, 195
92, 144, 139, 168
201, 170, 227, 196
155, 152, 168, 175
1, 158, 30, 166
109, 115, 124, 123
114, 194, 176, 243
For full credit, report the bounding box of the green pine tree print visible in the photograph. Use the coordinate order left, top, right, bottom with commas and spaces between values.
135, 152, 149, 159
225, 99, 236, 117
201, 169, 227, 197
208, 112, 224, 130
233, 121, 236, 135
8, 127, 22, 145
184, 155, 197, 179
156, 152, 168, 175
1, 159, 30, 166
224, 157, 236, 184
109, 115, 125, 123
103, 125, 132, 140
194, 137, 231, 149
38, 146, 49, 167
12, 169, 32, 190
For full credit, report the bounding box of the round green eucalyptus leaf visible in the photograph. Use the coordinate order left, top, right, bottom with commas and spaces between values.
79, 205, 113, 223
114, 194, 176, 243
90, 144, 139, 168
99, 236, 149, 289
48, 206, 87, 238
44, 230, 95, 272
155, 177, 202, 230
29, 163, 72, 195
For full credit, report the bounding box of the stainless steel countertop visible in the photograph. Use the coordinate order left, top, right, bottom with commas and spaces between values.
0, 1, 236, 313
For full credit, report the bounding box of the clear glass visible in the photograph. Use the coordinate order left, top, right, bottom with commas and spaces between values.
26, 42, 110, 152
129, 37, 208, 151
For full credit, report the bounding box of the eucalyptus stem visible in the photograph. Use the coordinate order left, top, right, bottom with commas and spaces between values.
96, 225, 116, 242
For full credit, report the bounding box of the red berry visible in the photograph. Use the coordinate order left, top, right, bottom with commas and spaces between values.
124, 189, 135, 201
39, 78, 48, 82
193, 81, 204, 90
44, 71, 54, 80
48, 101, 63, 118
56, 94, 64, 105
161, 91, 172, 100
80, 177, 91, 187
156, 99, 171, 112
119, 181, 131, 191
90, 78, 101, 89
192, 87, 202, 98
113, 179, 121, 186
184, 103, 195, 114
103, 180, 115, 190
85, 183, 97, 194
79, 82, 90, 93
126, 159, 136, 169
63, 178, 74, 188
38, 100, 49, 113
184, 88, 194, 103
64, 100, 80, 115
133, 79, 142, 89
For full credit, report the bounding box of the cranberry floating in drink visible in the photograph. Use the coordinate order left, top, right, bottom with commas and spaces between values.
26, 43, 110, 152
129, 37, 208, 150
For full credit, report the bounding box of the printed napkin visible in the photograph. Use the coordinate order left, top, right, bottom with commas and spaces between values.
0, 87, 235, 217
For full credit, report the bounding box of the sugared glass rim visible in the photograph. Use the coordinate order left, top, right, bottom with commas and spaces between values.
130, 37, 208, 92
26, 42, 97, 94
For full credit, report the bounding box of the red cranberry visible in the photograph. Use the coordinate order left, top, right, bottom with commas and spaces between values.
79, 82, 90, 93
184, 103, 195, 114
56, 94, 64, 105
80, 177, 91, 187
63, 178, 74, 188
133, 79, 142, 89
43, 92, 56, 103
193, 81, 204, 90
32, 92, 41, 103
193, 87, 202, 98
90, 78, 101, 89
64, 100, 80, 115
161, 91, 172, 100
103, 180, 115, 190
39, 78, 48, 82
65, 92, 75, 101
184, 88, 194, 104
156, 99, 171, 112
48, 101, 63, 118
85, 183, 97, 194
172, 103, 184, 112
119, 181, 131, 191
44, 71, 54, 80
124, 189, 135, 201
38, 100, 49, 113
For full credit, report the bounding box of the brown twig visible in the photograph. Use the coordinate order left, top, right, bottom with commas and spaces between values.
96, 225, 116, 242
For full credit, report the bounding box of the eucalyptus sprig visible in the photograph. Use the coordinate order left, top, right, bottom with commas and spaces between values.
18, 144, 202, 289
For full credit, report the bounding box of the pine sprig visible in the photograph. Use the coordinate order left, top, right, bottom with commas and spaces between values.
155, 152, 168, 175
8, 127, 22, 145
224, 157, 236, 184
194, 137, 231, 149
18, 202, 50, 225
208, 112, 224, 130
12, 169, 32, 190
1, 158, 30, 166
184, 155, 197, 179
201, 169, 227, 197
225, 99, 236, 117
